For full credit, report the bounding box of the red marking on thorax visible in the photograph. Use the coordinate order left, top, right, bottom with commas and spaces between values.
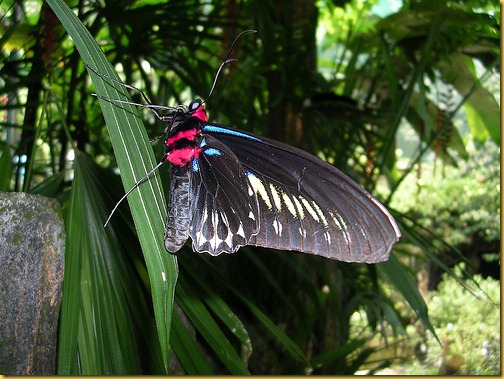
192, 105, 208, 122
165, 104, 207, 166
168, 146, 202, 166
166, 128, 199, 147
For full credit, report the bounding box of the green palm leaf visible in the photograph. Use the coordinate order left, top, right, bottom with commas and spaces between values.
46, 0, 177, 372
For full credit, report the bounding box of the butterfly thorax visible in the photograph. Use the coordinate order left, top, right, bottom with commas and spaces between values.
164, 102, 208, 166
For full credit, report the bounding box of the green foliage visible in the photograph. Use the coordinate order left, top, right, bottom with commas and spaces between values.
349, 264, 501, 375
0, 0, 500, 374
60, 152, 163, 374
395, 140, 500, 249
423, 265, 500, 375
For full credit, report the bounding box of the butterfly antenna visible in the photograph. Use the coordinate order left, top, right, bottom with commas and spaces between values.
203, 29, 257, 102
85, 63, 176, 119
104, 158, 166, 227
204, 58, 238, 102
223, 29, 257, 62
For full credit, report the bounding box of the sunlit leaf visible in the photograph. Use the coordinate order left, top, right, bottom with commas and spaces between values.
438, 52, 500, 145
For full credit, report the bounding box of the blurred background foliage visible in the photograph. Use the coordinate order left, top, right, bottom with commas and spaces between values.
0, 0, 500, 374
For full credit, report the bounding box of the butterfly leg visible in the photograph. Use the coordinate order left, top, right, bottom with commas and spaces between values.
85, 64, 174, 120
104, 158, 166, 226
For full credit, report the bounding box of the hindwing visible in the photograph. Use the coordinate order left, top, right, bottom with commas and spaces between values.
188, 134, 260, 255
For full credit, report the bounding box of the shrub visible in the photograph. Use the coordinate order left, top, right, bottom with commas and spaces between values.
423, 265, 500, 375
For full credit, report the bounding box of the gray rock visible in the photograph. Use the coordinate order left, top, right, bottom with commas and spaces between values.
0, 192, 65, 375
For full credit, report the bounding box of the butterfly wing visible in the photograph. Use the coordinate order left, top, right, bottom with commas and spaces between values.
188, 134, 260, 255
202, 124, 401, 263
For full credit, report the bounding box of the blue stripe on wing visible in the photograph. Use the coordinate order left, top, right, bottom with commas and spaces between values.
204, 148, 223, 156
202, 124, 262, 142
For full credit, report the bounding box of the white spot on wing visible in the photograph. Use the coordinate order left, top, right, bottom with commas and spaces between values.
195, 231, 205, 246
223, 229, 233, 249
272, 219, 283, 236
311, 200, 329, 227
282, 192, 297, 218
328, 210, 343, 230
247, 172, 272, 210
327, 210, 351, 246
300, 196, 320, 222
162, 272, 166, 281
201, 207, 209, 226
247, 183, 254, 197
194, 208, 210, 247
324, 231, 331, 244
292, 196, 305, 219
208, 233, 224, 250
269, 183, 282, 211
236, 224, 246, 239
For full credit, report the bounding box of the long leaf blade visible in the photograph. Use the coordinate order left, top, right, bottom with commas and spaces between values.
379, 255, 438, 343
46, 0, 177, 372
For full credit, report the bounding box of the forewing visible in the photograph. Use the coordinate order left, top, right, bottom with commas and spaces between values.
202, 124, 401, 263
189, 134, 260, 255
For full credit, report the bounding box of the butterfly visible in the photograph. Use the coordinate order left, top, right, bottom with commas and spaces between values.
90, 32, 401, 264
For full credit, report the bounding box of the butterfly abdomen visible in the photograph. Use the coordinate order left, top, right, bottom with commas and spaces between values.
164, 165, 192, 252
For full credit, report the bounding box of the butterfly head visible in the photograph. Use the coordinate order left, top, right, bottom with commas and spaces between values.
188, 99, 208, 122
163, 99, 208, 134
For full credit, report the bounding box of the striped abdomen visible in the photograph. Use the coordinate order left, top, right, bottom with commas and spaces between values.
164, 165, 191, 252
